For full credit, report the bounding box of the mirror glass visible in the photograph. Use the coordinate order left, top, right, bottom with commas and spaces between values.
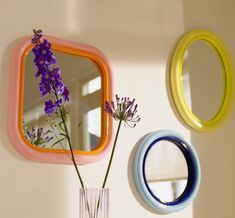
182, 40, 224, 121
145, 140, 188, 203
23, 50, 102, 151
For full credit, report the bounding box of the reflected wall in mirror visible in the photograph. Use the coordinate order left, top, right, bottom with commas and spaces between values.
24, 50, 102, 151
133, 130, 201, 214
182, 40, 224, 121
171, 30, 234, 132
144, 140, 188, 203
9, 35, 112, 164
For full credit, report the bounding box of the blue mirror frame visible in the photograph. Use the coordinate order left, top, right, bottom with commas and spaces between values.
133, 130, 201, 214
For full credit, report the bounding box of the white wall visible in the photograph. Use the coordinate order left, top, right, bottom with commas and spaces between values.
183, 0, 235, 218
0, 0, 234, 218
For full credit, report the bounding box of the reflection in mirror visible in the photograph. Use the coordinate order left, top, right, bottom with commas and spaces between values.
23, 50, 101, 151
145, 140, 188, 203
182, 40, 224, 121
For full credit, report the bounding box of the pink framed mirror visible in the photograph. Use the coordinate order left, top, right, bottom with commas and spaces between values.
8, 34, 113, 164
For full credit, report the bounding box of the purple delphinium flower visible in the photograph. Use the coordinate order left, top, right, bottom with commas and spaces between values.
31, 29, 85, 189
105, 94, 140, 127
31, 29, 69, 116
44, 99, 57, 116
31, 29, 42, 44
63, 86, 69, 102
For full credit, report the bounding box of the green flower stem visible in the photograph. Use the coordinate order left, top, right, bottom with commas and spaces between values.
59, 106, 84, 188
51, 85, 92, 216
102, 120, 122, 188
52, 86, 84, 188
52, 86, 92, 215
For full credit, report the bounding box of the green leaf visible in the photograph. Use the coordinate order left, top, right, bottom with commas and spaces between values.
50, 138, 66, 148
58, 121, 66, 132
60, 133, 69, 140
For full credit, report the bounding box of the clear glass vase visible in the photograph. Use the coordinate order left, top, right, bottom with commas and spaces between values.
79, 188, 109, 218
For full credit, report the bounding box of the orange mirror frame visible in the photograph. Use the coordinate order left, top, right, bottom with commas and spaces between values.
8, 35, 112, 164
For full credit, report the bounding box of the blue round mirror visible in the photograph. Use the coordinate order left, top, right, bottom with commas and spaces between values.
133, 130, 201, 214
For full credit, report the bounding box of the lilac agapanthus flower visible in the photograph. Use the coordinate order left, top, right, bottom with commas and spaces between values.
102, 95, 140, 188
31, 29, 69, 116
105, 94, 140, 127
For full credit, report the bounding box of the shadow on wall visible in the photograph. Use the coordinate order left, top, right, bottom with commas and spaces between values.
66, 0, 185, 63
191, 129, 235, 218
181, 1, 235, 218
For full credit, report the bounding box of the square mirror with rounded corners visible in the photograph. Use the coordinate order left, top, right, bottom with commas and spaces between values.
8, 34, 112, 164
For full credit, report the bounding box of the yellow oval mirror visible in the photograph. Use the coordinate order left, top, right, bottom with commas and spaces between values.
170, 30, 234, 132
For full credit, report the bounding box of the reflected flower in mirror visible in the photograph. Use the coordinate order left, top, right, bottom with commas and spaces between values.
24, 126, 53, 148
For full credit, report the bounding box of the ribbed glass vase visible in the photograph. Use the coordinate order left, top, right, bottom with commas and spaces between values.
79, 188, 109, 218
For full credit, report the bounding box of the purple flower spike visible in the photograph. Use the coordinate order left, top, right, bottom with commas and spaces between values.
105, 94, 140, 127
31, 29, 43, 44
63, 86, 69, 102
44, 99, 56, 116
31, 29, 70, 116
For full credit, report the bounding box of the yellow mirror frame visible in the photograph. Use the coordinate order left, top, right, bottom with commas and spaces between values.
170, 30, 234, 132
